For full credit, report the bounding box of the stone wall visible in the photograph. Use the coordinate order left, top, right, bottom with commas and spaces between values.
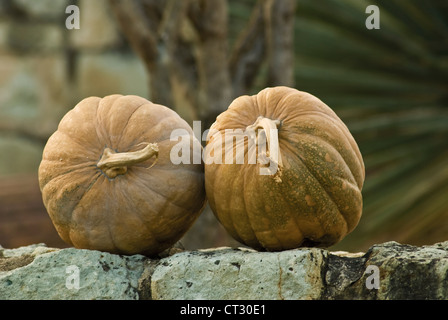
1, 241, 447, 300
0, 0, 148, 176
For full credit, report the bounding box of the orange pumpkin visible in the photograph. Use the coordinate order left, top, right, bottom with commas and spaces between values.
204, 86, 364, 250
38, 95, 206, 256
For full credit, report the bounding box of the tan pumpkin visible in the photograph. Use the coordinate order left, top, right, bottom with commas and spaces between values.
204, 86, 364, 251
38, 94, 206, 256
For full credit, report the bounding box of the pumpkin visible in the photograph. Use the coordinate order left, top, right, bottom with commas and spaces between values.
38, 94, 206, 256
204, 86, 364, 251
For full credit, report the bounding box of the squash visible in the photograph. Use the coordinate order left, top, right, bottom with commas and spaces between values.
38, 94, 206, 256
204, 86, 364, 250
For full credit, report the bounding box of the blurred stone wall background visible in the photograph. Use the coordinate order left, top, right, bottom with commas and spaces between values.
0, 0, 148, 248
0, 0, 147, 177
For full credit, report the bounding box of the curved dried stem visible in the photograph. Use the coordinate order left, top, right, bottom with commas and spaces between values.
97, 143, 159, 179
246, 116, 283, 180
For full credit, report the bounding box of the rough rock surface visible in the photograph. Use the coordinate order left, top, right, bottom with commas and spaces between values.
0, 243, 147, 299
1, 241, 447, 300
150, 247, 325, 300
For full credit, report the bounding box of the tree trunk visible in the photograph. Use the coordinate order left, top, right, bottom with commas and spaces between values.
188, 0, 233, 129
109, 0, 297, 250
264, 0, 296, 87
109, 0, 296, 122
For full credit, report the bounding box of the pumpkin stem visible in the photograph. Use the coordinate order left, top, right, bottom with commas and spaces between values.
97, 143, 159, 179
246, 116, 283, 180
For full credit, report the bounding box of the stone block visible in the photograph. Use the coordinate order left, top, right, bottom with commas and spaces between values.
151, 247, 325, 300
12, 0, 69, 19
0, 135, 43, 175
77, 52, 148, 99
7, 22, 64, 52
0, 244, 147, 299
69, 0, 121, 50
0, 53, 69, 139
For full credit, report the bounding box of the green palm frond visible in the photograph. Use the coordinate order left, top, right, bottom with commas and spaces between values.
292, 0, 448, 250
